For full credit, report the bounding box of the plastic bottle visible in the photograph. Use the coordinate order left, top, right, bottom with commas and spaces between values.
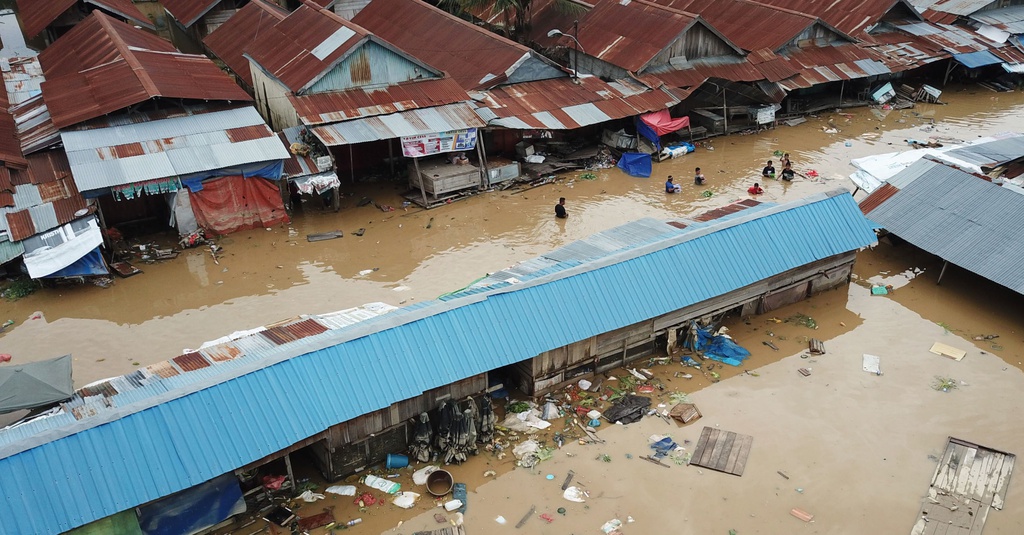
346, 518, 362, 526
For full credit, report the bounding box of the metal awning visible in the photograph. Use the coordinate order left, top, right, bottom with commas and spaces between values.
311, 102, 485, 147
952, 50, 1004, 69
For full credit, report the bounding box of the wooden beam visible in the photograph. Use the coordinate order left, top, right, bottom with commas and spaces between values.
412, 157, 429, 208
937, 260, 949, 285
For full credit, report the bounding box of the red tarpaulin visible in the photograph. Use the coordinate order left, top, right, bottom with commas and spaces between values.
189, 176, 288, 235
640, 109, 690, 137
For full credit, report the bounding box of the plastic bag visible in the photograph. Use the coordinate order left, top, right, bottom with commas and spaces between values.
392, 491, 420, 509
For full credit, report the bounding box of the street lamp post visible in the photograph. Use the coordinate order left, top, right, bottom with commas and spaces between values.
547, 22, 585, 82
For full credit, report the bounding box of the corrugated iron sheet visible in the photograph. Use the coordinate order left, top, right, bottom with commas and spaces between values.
755, 0, 922, 36
650, 58, 767, 89
970, 5, 1024, 33
859, 182, 899, 214
161, 0, 222, 27
61, 106, 287, 193
16, 0, 154, 38
172, 352, 211, 372
0, 236, 24, 264
896, 21, 1000, 54
11, 95, 59, 155
203, 0, 288, 87
573, 0, 705, 72
778, 44, 891, 89
952, 49, 1004, 68
472, 76, 678, 130
354, 0, 560, 89
290, 77, 470, 125
245, 4, 369, 92
865, 160, 1024, 294
312, 102, 485, 146
39, 12, 251, 129
260, 319, 329, 345
5, 209, 34, 241
0, 191, 876, 535
655, 0, 838, 52
2, 56, 44, 107
279, 128, 320, 178
692, 198, 762, 221
927, 0, 994, 16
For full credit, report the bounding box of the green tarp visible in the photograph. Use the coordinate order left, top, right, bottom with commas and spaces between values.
0, 354, 74, 413
63, 510, 143, 535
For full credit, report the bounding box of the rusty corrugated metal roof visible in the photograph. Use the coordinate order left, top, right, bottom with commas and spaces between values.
260, 319, 329, 345
693, 198, 762, 221
39, 12, 251, 129
16, 0, 155, 38
776, 43, 892, 89
860, 183, 900, 214
473, 76, 678, 130
0, 192, 11, 207
146, 361, 181, 379
574, 0, 705, 72
26, 149, 71, 185
244, 3, 371, 93
0, 69, 26, 170
354, 0, 562, 90
204, 0, 288, 87
11, 95, 60, 156
161, 0, 221, 27
754, 0, 923, 36
648, 58, 767, 90
5, 209, 34, 241
172, 352, 211, 372
289, 77, 470, 125
655, 0, 847, 52
279, 128, 320, 177
311, 102, 485, 146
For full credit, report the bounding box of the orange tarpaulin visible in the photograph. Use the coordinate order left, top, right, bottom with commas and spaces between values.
189, 176, 288, 235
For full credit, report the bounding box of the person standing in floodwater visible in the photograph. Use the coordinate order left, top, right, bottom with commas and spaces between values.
781, 153, 792, 169
555, 197, 568, 218
666, 176, 681, 193
694, 167, 706, 185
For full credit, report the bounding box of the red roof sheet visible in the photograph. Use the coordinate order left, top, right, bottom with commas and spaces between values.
27, 149, 73, 185
921, 8, 960, 24
649, 59, 767, 89
353, 0, 550, 90
575, 0, 702, 72
39, 12, 251, 128
5, 209, 34, 241
289, 77, 470, 125
203, 0, 288, 87
754, 0, 921, 36
160, 0, 219, 27
654, 0, 831, 52
860, 182, 899, 214
0, 74, 26, 170
245, 4, 370, 93
16, 0, 155, 38
476, 76, 679, 129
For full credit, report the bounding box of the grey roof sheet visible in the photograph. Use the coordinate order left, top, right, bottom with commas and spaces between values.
943, 134, 1024, 169
867, 161, 1024, 294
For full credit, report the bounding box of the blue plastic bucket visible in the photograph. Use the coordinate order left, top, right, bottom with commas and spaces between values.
385, 453, 409, 469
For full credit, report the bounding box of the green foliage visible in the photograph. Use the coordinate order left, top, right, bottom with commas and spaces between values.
2, 278, 38, 301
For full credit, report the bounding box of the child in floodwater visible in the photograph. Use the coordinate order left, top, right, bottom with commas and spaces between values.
748, 182, 764, 195
694, 167, 706, 185
780, 162, 795, 182
781, 152, 792, 169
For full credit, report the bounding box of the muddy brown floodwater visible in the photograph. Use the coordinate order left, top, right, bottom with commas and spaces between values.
3, 85, 1023, 386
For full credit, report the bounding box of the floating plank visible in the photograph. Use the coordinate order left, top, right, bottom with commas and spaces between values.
110, 261, 142, 278
307, 230, 344, 242
910, 437, 1015, 535
930, 342, 966, 361
690, 426, 753, 476
808, 338, 825, 355
790, 508, 814, 522
413, 527, 467, 535
798, 368, 812, 377
669, 403, 702, 425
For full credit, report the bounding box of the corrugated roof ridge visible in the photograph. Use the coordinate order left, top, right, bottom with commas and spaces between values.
395, 0, 536, 55
252, 0, 289, 20
633, 0, 699, 19
92, 11, 161, 97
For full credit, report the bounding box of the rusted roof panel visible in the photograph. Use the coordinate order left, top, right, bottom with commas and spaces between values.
172, 352, 211, 372
290, 77, 470, 125
39, 12, 250, 129
201, 343, 244, 363
776, 44, 891, 89
354, 0, 557, 90
474, 76, 678, 130
52, 196, 87, 226
650, 58, 767, 90
860, 182, 900, 214
0, 72, 26, 170
654, 0, 833, 52
146, 361, 180, 379
11, 95, 60, 156
0, 192, 12, 207
279, 128, 320, 177
5, 209, 34, 241
311, 102, 485, 146
921, 8, 961, 23
693, 198, 763, 221
245, 4, 370, 93
574, 0, 702, 72
226, 124, 275, 143
754, 0, 922, 36
260, 319, 329, 345
16, 0, 155, 38
204, 0, 288, 87
161, 0, 220, 27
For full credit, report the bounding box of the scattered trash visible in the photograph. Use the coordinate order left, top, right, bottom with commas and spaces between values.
808, 338, 825, 355
392, 492, 420, 509
0, 354, 10, 363
763, 341, 779, 351
790, 508, 814, 522
557, 507, 567, 515
325, 485, 356, 496
540, 513, 555, 523
364, 474, 400, 494
352, 228, 366, 237
862, 354, 882, 375
578, 378, 593, 390
561, 470, 575, 490
786, 314, 818, 329
777, 470, 790, 480
306, 230, 343, 242
597, 453, 612, 463
563, 487, 587, 502
871, 285, 889, 295
929, 342, 966, 362
641, 455, 671, 468
669, 403, 702, 425
515, 505, 536, 528
444, 499, 464, 512
601, 519, 623, 534
798, 368, 812, 377
495, 516, 507, 525
413, 465, 439, 485
546, 474, 555, 480
298, 490, 325, 502
483, 470, 497, 478
668, 391, 691, 404
932, 376, 958, 392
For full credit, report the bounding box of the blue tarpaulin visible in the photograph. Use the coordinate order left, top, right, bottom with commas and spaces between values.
617, 152, 652, 178
684, 322, 751, 366
635, 116, 661, 149
41, 247, 108, 279
952, 50, 1004, 69
137, 474, 245, 535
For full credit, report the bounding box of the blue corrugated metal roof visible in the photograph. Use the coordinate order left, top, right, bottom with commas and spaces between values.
0, 190, 877, 534
952, 50, 1004, 68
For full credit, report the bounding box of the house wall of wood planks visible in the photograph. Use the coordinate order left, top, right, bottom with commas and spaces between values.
511, 251, 857, 397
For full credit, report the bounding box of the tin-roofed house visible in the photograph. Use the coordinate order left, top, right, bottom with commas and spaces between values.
14, 0, 155, 45
203, 0, 290, 92
37, 12, 289, 242
245, 3, 490, 207
161, 0, 293, 53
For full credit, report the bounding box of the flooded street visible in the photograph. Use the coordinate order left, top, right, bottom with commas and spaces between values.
3, 84, 1024, 387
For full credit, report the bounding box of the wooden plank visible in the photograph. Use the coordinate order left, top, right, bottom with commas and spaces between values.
967, 504, 990, 535
706, 431, 730, 471
936, 444, 968, 492
712, 431, 736, 472
730, 434, 754, 476
979, 453, 1006, 510
952, 447, 978, 497
691, 427, 713, 462
722, 434, 745, 474
992, 454, 1015, 510
699, 429, 721, 466
932, 440, 958, 487
963, 449, 988, 502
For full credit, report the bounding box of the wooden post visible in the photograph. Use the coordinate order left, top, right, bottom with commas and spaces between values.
839, 80, 845, 107
936, 260, 949, 285
476, 134, 490, 188
722, 90, 728, 134
284, 453, 295, 491
412, 156, 429, 208
332, 186, 340, 212
348, 144, 355, 183
943, 60, 955, 86
388, 139, 395, 178
95, 199, 112, 251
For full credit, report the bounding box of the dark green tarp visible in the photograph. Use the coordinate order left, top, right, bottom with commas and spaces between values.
0, 354, 73, 413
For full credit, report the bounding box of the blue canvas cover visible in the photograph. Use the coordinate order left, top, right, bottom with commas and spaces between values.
617, 152, 652, 178
137, 474, 245, 535
635, 116, 661, 149
41, 247, 108, 279
685, 322, 751, 366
